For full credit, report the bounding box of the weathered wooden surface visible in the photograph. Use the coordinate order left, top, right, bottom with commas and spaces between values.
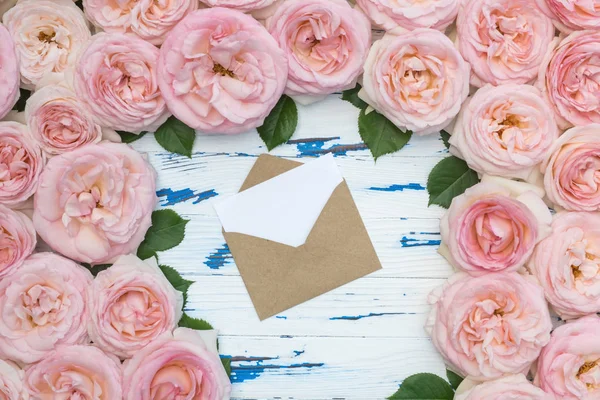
132, 95, 451, 399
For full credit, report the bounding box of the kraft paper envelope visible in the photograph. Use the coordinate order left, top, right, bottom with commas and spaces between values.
214, 154, 382, 320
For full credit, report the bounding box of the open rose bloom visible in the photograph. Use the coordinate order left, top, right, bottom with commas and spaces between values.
0, 360, 26, 400
123, 328, 232, 400
268, 0, 371, 104
543, 125, 600, 211
2, 0, 91, 90
427, 272, 552, 380
534, 315, 600, 399
24, 345, 122, 399
83, 0, 198, 45
0, 205, 36, 280
0, 253, 93, 364
530, 212, 600, 319
539, 30, 600, 129
355, 0, 460, 32
455, 374, 550, 400
33, 142, 156, 264
536, 0, 600, 33
0, 24, 19, 120
88, 255, 184, 359
199, 0, 277, 12
450, 84, 559, 180
360, 29, 470, 135
440, 176, 552, 275
457, 0, 555, 87
158, 7, 288, 134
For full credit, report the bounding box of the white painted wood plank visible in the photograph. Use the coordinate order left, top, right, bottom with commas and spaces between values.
157, 215, 452, 279
185, 275, 443, 338
219, 335, 446, 400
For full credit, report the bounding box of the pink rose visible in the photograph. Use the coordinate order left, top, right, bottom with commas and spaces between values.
529, 212, 600, 319
0, 205, 36, 280
538, 31, 600, 129
450, 84, 559, 180
267, 0, 371, 105
33, 142, 156, 264
88, 254, 184, 359
426, 272, 552, 380
534, 315, 600, 399
0, 122, 44, 207
455, 374, 550, 400
2, 0, 91, 90
158, 8, 288, 134
74, 32, 170, 134
536, 0, 600, 33
355, 0, 459, 32
123, 328, 231, 400
199, 0, 277, 12
0, 1, 17, 17
25, 84, 104, 155
0, 24, 19, 120
24, 345, 122, 399
0, 253, 93, 364
83, 0, 198, 45
0, 360, 26, 400
457, 0, 555, 87
440, 176, 552, 275
359, 29, 469, 135
543, 125, 600, 211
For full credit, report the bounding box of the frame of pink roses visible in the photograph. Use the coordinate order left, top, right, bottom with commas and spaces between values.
0, 0, 600, 399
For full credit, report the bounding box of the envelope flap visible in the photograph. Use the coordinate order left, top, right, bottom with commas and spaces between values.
214, 154, 343, 248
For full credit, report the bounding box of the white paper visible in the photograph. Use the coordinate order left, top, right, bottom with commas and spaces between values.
214, 154, 343, 247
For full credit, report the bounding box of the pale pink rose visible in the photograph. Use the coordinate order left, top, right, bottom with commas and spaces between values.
24, 345, 122, 399
359, 29, 469, 135
455, 374, 550, 400
543, 125, 600, 211
88, 254, 184, 359
0, 205, 35, 280
0, 1, 18, 18
74, 33, 169, 134
0, 122, 44, 207
0, 24, 19, 120
25, 85, 103, 155
2, 0, 91, 90
123, 328, 231, 400
529, 212, 600, 319
199, 0, 277, 12
426, 272, 552, 380
0, 253, 93, 364
267, 0, 371, 105
0, 360, 27, 400
32, 142, 156, 264
534, 315, 600, 399
538, 31, 600, 129
450, 84, 559, 180
158, 8, 288, 135
457, 0, 555, 87
440, 176, 552, 276
83, 0, 198, 45
536, 0, 600, 33
356, 0, 459, 32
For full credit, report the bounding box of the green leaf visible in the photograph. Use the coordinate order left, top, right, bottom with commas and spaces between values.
341, 84, 368, 110
446, 370, 463, 391
137, 210, 189, 259
81, 263, 112, 277
440, 130, 451, 149
427, 156, 480, 209
12, 89, 31, 112
257, 95, 298, 151
159, 264, 193, 306
388, 373, 454, 400
221, 357, 232, 379
154, 117, 196, 158
117, 131, 147, 144
358, 109, 412, 160
179, 313, 214, 330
